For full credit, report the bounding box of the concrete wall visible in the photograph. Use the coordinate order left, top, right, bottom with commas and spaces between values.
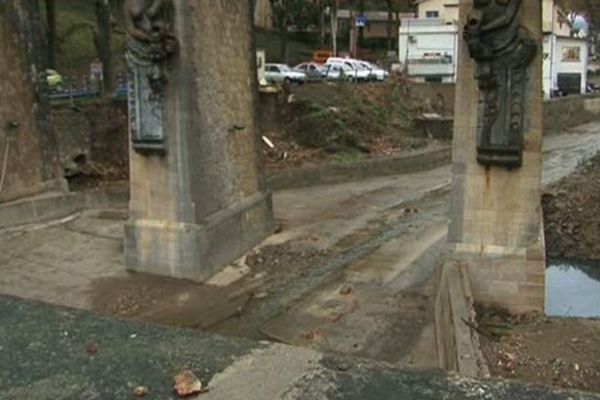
0, 0, 63, 203
407, 81, 456, 116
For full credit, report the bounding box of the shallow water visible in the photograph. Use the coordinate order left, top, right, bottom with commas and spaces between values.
546, 259, 600, 318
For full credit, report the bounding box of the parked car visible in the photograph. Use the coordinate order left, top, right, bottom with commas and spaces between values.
293, 62, 326, 81
46, 69, 64, 91
325, 57, 371, 81
358, 61, 389, 81
323, 63, 355, 81
265, 63, 306, 84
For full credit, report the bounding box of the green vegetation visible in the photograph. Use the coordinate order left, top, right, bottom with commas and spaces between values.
39, 0, 125, 80
255, 29, 315, 65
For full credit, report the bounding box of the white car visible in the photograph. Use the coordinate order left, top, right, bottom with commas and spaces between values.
358, 61, 389, 81
323, 63, 355, 81
265, 63, 306, 84
325, 57, 371, 81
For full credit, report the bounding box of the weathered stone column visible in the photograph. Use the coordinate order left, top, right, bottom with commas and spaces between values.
124, 0, 273, 281
447, 0, 545, 313
0, 0, 63, 203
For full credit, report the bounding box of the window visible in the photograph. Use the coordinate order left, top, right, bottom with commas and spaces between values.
425, 76, 443, 83
425, 10, 439, 18
562, 46, 581, 62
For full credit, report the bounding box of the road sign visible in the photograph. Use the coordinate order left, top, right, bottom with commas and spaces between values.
356, 15, 367, 27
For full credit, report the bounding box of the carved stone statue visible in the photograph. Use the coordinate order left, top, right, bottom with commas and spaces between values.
124, 0, 177, 152
464, 0, 537, 168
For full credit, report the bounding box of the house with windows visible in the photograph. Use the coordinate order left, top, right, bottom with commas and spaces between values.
542, 0, 589, 97
414, 0, 459, 24
401, 0, 589, 91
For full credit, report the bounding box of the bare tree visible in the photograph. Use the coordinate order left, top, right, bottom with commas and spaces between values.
94, 0, 113, 96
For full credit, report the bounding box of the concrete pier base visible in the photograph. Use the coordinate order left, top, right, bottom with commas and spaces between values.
447, 0, 545, 313
125, 193, 272, 281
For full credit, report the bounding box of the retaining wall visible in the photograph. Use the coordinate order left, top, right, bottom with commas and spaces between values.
267, 147, 451, 190
434, 262, 490, 378
544, 93, 600, 135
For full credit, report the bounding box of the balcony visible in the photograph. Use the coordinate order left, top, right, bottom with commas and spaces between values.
406, 57, 455, 77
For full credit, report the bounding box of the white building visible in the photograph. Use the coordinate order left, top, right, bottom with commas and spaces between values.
542, 0, 589, 97
398, 18, 458, 83
414, 0, 459, 24
405, 0, 589, 93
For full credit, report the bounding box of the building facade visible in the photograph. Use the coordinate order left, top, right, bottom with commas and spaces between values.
542, 0, 589, 98
398, 18, 458, 83
415, 0, 459, 24
405, 0, 589, 92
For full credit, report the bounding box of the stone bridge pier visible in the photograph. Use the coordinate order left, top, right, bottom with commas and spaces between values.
124, 1, 273, 281
447, 0, 545, 313
0, 0, 64, 204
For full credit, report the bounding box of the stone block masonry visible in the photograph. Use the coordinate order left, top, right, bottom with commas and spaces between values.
125, 1, 273, 281
447, 0, 545, 313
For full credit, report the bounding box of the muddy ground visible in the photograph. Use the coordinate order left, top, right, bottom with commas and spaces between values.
480, 152, 600, 394
543, 154, 600, 260
479, 308, 600, 393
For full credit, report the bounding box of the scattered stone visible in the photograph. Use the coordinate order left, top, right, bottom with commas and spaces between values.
85, 344, 97, 355
173, 370, 204, 397
339, 284, 353, 296
254, 291, 269, 300
133, 386, 149, 397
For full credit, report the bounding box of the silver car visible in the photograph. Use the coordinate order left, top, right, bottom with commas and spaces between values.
359, 61, 389, 81
265, 63, 306, 84
293, 62, 326, 81
323, 63, 356, 82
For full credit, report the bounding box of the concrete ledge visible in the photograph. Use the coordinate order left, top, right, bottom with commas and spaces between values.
125, 192, 273, 282
267, 147, 451, 190
544, 93, 600, 136
435, 262, 490, 378
0, 183, 130, 230
0, 192, 81, 229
